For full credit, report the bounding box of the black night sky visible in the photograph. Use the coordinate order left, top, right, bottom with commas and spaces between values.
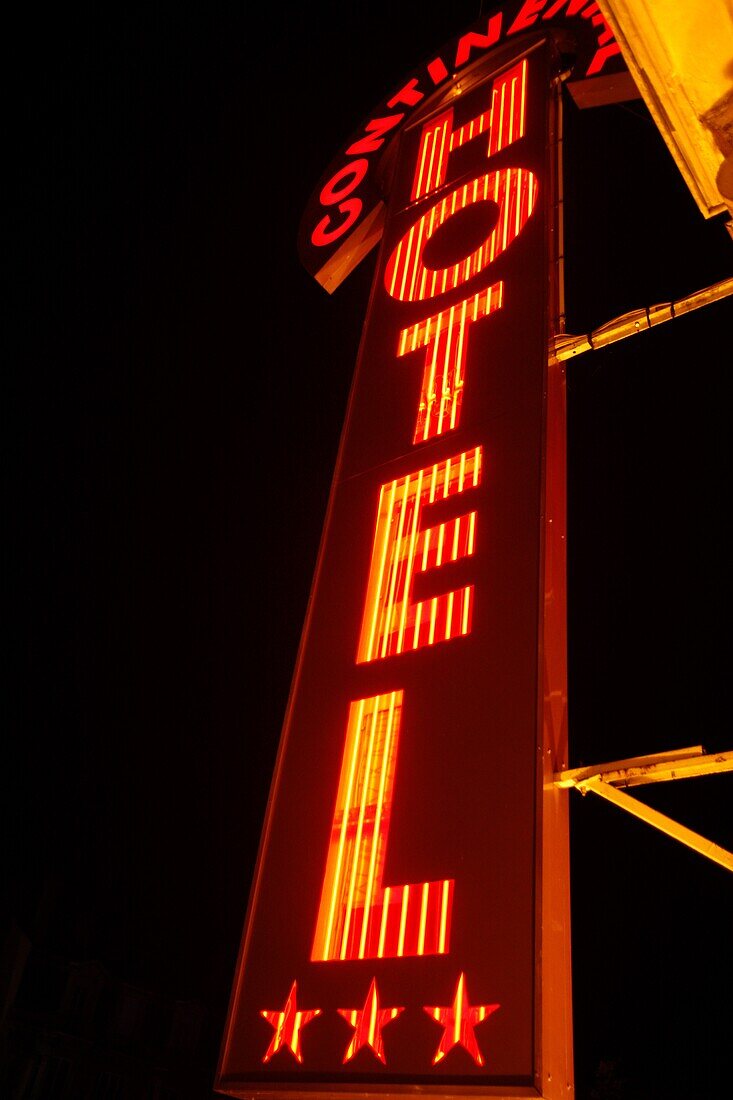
5, 3, 732, 1099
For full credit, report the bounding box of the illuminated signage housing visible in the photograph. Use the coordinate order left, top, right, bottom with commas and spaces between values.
298, 0, 627, 293
217, 8, 625, 1098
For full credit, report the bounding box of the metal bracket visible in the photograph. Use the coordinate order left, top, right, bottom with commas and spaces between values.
550, 274, 733, 360
554, 746, 733, 873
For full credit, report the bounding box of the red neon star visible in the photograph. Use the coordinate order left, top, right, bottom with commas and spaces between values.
424, 972, 500, 1066
338, 978, 404, 1064
260, 981, 321, 1063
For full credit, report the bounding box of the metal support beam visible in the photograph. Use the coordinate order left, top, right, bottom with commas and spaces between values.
555, 746, 733, 789
551, 275, 733, 360
554, 746, 733, 873
577, 777, 733, 873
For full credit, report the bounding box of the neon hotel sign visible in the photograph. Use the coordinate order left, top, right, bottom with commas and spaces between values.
218, 3, 623, 1098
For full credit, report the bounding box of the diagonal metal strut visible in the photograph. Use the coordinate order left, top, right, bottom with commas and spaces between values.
555, 746, 733, 873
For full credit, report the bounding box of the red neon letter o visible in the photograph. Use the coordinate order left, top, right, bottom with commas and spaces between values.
384, 168, 538, 302
319, 158, 369, 205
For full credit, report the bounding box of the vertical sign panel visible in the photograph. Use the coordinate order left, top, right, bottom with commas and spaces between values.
218, 40, 565, 1098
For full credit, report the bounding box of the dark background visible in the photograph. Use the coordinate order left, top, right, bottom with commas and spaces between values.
5, 3, 732, 1098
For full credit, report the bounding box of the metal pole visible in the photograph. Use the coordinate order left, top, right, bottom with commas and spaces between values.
552, 275, 733, 361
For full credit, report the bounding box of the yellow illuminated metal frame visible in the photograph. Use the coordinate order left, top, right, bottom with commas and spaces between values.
555, 746, 733, 873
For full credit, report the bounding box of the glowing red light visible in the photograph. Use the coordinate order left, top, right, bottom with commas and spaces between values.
388, 58, 535, 305
260, 982, 321, 1064
312, 691, 454, 962
357, 447, 481, 663
217, 40, 573, 1093
411, 59, 528, 203
410, 109, 452, 203
424, 972, 500, 1066
385, 167, 538, 303
398, 283, 504, 441
338, 978, 404, 1063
